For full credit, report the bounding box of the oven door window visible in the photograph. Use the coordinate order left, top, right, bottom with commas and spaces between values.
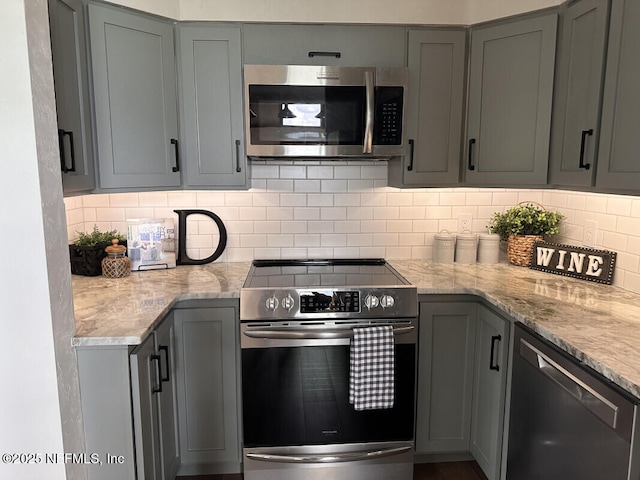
248, 85, 365, 146
242, 344, 415, 448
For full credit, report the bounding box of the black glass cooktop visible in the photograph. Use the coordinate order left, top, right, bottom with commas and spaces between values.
243, 258, 410, 289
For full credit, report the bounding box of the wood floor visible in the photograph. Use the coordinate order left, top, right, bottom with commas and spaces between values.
177, 461, 488, 480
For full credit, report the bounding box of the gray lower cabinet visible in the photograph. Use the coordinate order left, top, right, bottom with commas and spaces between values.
76, 312, 178, 480
130, 311, 179, 480
88, 2, 181, 189
596, 0, 640, 192
388, 29, 466, 187
549, 0, 609, 187
178, 24, 247, 188
465, 13, 557, 186
242, 23, 406, 67
173, 301, 241, 475
48, 0, 96, 194
469, 304, 510, 480
416, 301, 477, 454
416, 299, 510, 480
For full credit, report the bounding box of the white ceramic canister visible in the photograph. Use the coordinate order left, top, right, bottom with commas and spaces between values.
433, 230, 456, 263
455, 232, 478, 264
477, 233, 501, 264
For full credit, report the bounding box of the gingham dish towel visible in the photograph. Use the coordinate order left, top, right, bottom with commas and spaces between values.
349, 325, 395, 411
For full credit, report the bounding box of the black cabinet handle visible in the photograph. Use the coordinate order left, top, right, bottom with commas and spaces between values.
171, 138, 180, 173
407, 139, 415, 171
308, 51, 341, 58
579, 129, 593, 170
58, 129, 76, 173
468, 138, 476, 171
235, 139, 242, 173
159, 345, 170, 383
489, 334, 502, 371
151, 354, 163, 394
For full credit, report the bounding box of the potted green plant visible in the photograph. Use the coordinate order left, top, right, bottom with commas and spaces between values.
488, 202, 563, 266
69, 226, 127, 276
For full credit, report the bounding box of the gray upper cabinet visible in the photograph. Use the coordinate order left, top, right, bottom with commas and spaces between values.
388, 29, 466, 187
48, 0, 96, 194
242, 24, 406, 67
549, 0, 609, 187
88, 3, 181, 189
469, 305, 510, 480
178, 24, 247, 189
596, 0, 640, 192
466, 13, 557, 186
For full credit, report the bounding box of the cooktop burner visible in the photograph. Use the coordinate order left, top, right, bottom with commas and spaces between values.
241, 259, 417, 321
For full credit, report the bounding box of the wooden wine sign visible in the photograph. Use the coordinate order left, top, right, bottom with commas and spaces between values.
529, 241, 616, 285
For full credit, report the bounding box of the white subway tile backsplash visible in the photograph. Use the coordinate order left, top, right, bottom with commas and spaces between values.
266, 179, 294, 191
308, 193, 334, 207
266, 207, 294, 221
109, 193, 139, 207
321, 179, 348, 193
294, 208, 320, 221
607, 196, 633, 216
307, 166, 334, 179
64, 162, 640, 295
293, 179, 320, 193
167, 191, 198, 206
82, 193, 110, 208
320, 207, 347, 221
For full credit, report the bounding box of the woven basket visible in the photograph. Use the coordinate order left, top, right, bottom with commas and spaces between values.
507, 234, 543, 267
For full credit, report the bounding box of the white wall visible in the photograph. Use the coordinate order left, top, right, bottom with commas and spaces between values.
1, 1, 84, 479
103, 0, 563, 24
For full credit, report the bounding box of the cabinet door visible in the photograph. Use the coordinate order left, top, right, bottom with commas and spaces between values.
388, 29, 466, 187
178, 25, 247, 188
596, 0, 640, 192
173, 306, 241, 473
48, 0, 96, 194
549, 0, 609, 187
470, 305, 510, 480
155, 313, 180, 480
130, 332, 163, 480
88, 3, 180, 189
466, 14, 557, 186
242, 24, 406, 67
416, 302, 476, 453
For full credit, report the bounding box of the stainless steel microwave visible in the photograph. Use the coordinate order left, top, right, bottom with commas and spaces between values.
243, 64, 408, 159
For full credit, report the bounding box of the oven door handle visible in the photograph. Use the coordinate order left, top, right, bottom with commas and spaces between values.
246, 445, 412, 464
243, 325, 414, 340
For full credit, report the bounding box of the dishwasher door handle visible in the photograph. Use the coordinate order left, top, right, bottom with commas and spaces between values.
519, 338, 620, 429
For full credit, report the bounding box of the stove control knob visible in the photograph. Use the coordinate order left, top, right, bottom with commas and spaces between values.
282, 294, 295, 311
265, 295, 279, 311
380, 295, 395, 308
364, 294, 379, 309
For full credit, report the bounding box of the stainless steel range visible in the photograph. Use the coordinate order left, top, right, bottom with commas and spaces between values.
240, 259, 418, 480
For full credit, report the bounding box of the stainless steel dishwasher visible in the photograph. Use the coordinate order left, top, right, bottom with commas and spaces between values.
506, 323, 640, 480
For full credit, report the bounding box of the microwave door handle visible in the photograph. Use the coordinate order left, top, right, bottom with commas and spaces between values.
363, 71, 374, 154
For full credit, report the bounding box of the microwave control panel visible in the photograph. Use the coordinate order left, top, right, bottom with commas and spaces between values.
373, 87, 404, 145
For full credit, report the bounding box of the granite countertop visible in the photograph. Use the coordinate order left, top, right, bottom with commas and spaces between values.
72, 260, 640, 399
71, 262, 250, 346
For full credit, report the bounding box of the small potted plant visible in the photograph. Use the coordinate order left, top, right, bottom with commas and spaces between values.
488, 202, 563, 266
69, 226, 127, 276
